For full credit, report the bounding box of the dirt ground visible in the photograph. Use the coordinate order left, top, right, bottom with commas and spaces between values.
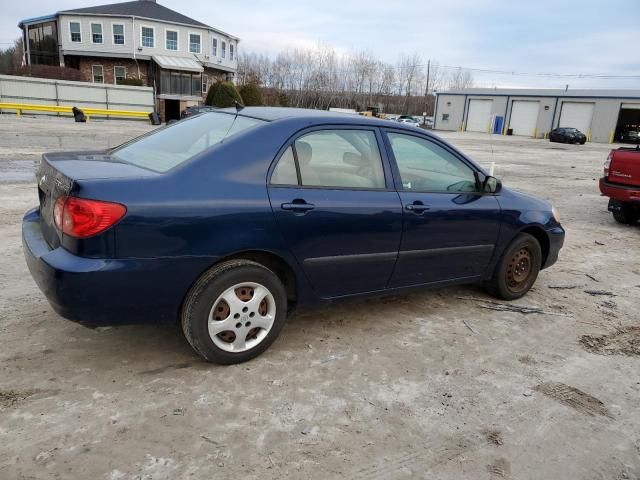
0, 115, 639, 480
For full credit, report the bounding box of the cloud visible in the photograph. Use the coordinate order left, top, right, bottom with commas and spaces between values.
2, 0, 638, 88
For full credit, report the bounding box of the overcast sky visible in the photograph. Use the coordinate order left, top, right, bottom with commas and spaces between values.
3, 0, 639, 89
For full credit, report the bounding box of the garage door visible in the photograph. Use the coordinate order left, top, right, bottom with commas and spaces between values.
559, 102, 595, 134
509, 101, 539, 136
466, 99, 493, 132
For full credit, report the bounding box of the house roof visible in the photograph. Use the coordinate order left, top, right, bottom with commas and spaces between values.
59, 0, 212, 29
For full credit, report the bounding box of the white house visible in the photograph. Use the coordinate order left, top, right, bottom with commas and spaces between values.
19, 0, 239, 120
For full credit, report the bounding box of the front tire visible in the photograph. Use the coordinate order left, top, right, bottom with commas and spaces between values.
485, 233, 542, 300
181, 259, 288, 364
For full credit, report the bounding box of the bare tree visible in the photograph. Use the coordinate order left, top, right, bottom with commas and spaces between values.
446, 67, 474, 90
0, 37, 24, 75
235, 44, 471, 115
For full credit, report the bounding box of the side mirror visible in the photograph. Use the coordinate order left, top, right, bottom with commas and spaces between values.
482, 175, 502, 194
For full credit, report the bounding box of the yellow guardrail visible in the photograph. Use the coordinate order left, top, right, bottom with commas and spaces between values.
0, 102, 152, 122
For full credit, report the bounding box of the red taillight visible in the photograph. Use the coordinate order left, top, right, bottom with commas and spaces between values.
53, 196, 126, 238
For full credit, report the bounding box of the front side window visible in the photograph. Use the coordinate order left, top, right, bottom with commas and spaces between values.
212, 38, 217, 56
91, 23, 103, 44
221, 41, 226, 58
388, 133, 477, 192
166, 30, 178, 50
112, 24, 125, 45
141, 26, 154, 48
288, 130, 385, 189
114, 66, 126, 84
112, 113, 266, 172
70, 22, 81, 42
92, 65, 104, 83
189, 33, 201, 53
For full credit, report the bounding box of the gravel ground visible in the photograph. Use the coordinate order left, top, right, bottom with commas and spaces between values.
0, 115, 639, 480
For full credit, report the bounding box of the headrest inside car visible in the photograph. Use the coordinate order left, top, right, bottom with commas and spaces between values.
343, 151, 366, 166
296, 141, 312, 166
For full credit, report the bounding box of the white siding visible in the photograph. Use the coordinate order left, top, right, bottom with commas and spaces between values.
58, 14, 238, 71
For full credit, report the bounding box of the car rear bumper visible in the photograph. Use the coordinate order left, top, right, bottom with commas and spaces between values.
542, 225, 564, 270
599, 177, 640, 203
22, 208, 215, 326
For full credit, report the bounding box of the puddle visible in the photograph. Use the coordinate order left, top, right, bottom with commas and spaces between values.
0, 160, 36, 183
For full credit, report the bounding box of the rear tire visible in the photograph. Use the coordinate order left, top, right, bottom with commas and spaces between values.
485, 233, 542, 300
613, 206, 640, 225
181, 259, 288, 364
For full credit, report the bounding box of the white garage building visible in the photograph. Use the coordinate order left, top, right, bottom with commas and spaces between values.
434, 88, 640, 143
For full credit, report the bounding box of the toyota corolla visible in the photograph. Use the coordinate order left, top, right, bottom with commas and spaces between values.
22, 107, 565, 364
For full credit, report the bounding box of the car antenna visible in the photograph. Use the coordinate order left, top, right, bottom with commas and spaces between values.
234, 100, 245, 112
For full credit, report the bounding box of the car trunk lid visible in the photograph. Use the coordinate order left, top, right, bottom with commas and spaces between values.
609, 148, 640, 187
36, 151, 158, 248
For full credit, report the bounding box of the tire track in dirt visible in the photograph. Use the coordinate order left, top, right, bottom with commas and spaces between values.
346, 435, 477, 480
535, 382, 613, 418
580, 327, 640, 357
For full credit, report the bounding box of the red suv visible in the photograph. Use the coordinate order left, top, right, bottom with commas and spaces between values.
599, 147, 640, 224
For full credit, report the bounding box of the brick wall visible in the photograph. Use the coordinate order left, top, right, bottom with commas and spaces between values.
68, 56, 152, 86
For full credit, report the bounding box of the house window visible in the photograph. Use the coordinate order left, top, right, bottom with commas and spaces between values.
442, 113, 450, 122
166, 30, 178, 50
221, 41, 226, 58
212, 38, 217, 56
91, 23, 103, 44
112, 24, 125, 45
160, 70, 203, 96
114, 66, 126, 84
189, 33, 201, 53
92, 65, 104, 83
230, 44, 234, 61
69, 22, 81, 42
141, 26, 154, 48
202, 74, 208, 93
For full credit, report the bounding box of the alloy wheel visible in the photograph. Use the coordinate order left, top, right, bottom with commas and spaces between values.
208, 282, 276, 353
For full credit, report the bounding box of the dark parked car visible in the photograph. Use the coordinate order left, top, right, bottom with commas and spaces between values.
180, 105, 217, 119
618, 129, 640, 143
549, 127, 586, 144
23, 108, 565, 364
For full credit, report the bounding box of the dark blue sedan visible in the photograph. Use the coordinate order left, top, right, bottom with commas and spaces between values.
23, 107, 565, 364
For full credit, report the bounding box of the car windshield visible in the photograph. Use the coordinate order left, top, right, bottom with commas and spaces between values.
112, 112, 266, 172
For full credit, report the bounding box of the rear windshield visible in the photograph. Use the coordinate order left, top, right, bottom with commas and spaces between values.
112, 112, 266, 172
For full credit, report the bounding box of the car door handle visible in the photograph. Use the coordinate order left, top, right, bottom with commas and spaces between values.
281, 201, 315, 212
405, 202, 429, 213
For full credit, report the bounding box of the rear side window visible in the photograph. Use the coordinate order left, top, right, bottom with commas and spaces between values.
112, 113, 265, 172
270, 129, 385, 189
271, 147, 298, 185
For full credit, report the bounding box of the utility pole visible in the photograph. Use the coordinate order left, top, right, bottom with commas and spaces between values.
423, 60, 431, 125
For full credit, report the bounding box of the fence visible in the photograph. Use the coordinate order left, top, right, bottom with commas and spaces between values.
0, 74, 154, 118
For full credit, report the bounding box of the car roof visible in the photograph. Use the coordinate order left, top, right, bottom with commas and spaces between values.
215, 106, 411, 128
